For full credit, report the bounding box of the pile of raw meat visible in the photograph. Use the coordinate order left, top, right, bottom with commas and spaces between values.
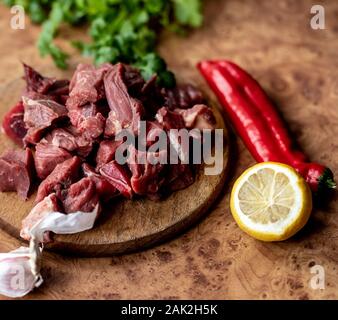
0, 63, 216, 229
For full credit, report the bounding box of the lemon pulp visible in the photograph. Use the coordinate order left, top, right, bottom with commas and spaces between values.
230, 162, 312, 241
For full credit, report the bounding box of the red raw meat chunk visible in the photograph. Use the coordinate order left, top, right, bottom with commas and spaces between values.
165, 163, 194, 192
1, 101, 27, 146
162, 84, 205, 109
156, 107, 191, 163
146, 121, 164, 147
78, 111, 105, 140
23, 97, 68, 127
65, 127, 94, 158
174, 104, 216, 130
75, 137, 94, 158
67, 63, 112, 109
104, 63, 144, 136
62, 177, 100, 214
35, 142, 72, 179
133, 74, 164, 117
20, 193, 60, 242
46, 127, 93, 158
23, 63, 56, 94
45, 128, 78, 152
155, 107, 185, 130
23, 97, 68, 145
0, 148, 34, 199
70, 102, 96, 126
123, 64, 145, 96
82, 163, 117, 202
36, 156, 82, 203
127, 145, 166, 196
99, 160, 133, 198
23, 64, 69, 104
96, 140, 123, 169
68, 102, 106, 142
46, 79, 69, 100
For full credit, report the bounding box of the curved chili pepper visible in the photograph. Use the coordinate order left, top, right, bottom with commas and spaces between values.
197, 60, 335, 195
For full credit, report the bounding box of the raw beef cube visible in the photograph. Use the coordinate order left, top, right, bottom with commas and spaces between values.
0, 148, 34, 199
36, 156, 82, 203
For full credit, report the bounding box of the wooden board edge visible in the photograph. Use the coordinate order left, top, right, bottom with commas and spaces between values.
47, 139, 230, 256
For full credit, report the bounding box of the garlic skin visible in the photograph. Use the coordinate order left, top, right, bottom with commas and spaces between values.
0, 195, 99, 298
0, 246, 42, 298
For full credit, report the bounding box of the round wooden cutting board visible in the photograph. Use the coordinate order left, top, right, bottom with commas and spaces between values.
0, 78, 230, 256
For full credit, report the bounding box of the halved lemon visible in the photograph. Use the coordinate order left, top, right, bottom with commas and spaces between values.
230, 162, 312, 241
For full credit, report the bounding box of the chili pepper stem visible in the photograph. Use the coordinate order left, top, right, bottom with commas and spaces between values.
319, 168, 336, 191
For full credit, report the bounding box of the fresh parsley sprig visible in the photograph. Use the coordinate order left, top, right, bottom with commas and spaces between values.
4, 0, 203, 87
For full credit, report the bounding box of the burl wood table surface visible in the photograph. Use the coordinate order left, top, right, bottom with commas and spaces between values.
0, 0, 338, 300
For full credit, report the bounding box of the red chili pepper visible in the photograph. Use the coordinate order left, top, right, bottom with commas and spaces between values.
197, 60, 336, 195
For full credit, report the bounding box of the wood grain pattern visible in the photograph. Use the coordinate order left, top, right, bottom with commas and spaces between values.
0, 0, 338, 299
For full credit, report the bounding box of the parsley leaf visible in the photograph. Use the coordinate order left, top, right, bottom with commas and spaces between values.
173, 0, 203, 28
3, 0, 204, 86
